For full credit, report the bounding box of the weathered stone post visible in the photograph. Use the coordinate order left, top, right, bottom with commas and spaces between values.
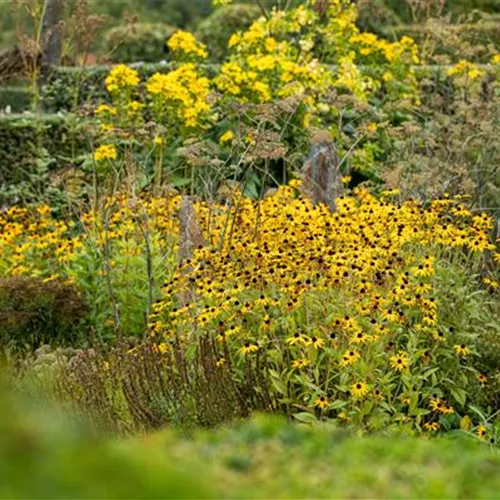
301, 130, 344, 210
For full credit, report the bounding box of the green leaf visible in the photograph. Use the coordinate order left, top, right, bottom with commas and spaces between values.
172, 176, 192, 187
450, 388, 467, 407
293, 412, 317, 424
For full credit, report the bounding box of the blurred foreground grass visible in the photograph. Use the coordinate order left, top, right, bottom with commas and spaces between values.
1, 383, 499, 499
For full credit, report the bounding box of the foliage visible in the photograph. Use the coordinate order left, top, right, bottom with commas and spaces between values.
0, 114, 87, 208
195, 4, 261, 61
0, 377, 211, 499
0, 86, 32, 113
1, 0, 500, 457
103, 24, 177, 64
384, 60, 500, 218
0, 276, 88, 350
387, 20, 500, 64
0, 196, 179, 340
1, 384, 500, 499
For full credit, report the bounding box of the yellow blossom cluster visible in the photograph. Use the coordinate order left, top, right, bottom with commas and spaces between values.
217, 0, 420, 114
149, 182, 497, 430
105, 64, 140, 93
93, 144, 117, 162
448, 60, 483, 81
167, 30, 209, 60
146, 63, 212, 128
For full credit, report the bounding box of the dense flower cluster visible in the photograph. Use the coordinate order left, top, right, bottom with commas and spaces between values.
448, 60, 483, 81
0, 196, 181, 336
105, 64, 140, 93
146, 64, 212, 129
149, 182, 498, 432
167, 30, 209, 60
93, 144, 117, 162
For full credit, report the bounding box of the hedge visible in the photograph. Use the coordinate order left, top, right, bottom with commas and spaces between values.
0, 114, 87, 184
41, 61, 497, 113
103, 23, 177, 64
386, 21, 500, 57
0, 86, 32, 113
195, 4, 261, 62
41, 62, 220, 112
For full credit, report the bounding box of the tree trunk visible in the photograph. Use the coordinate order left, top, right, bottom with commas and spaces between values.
40, 0, 65, 84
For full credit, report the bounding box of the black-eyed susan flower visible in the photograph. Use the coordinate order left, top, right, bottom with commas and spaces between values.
351, 382, 369, 398
389, 352, 409, 371
286, 332, 305, 346
314, 396, 329, 410
423, 422, 439, 432
292, 358, 310, 370
454, 344, 471, 356
341, 350, 360, 366
239, 342, 259, 356
477, 424, 487, 439
308, 336, 325, 349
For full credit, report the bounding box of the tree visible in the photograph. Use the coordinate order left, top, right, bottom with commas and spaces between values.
40, 0, 65, 82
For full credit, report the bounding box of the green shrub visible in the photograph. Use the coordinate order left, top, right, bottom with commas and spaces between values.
386, 21, 500, 62
0, 377, 211, 499
195, 4, 261, 61
356, 0, 401, 36
0, 87, 32, 113
0, 276, 88, 350
1, 385, 500, 500
103, 23, 177, 64
0, 114, 87, 207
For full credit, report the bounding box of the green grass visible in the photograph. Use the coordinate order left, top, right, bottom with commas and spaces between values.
1, 382, 500, 499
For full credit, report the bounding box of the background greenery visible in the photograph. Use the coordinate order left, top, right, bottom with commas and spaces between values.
2, 381, 500, 499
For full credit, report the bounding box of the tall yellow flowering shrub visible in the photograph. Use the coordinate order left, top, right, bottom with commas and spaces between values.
91, 0, 424, 187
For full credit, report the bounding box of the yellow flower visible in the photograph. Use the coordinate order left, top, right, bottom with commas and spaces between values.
454, 344, 471, 357
93, 144, 117, 162
153, 136, 164, 146
351, 382, 369, 398
483, 277, 499, 290
341, 350, 360, 366
95, 104, 117, 115
477, 424, 487, 439
105, 64, 140, 93
239, 342, 259, 355
314, 396, 329, 410
307, 336, 325, 349
423, 422, 439, 432
220, 130, 234, 145
168, 31, 208, 59
155, 343, 169, 354
447, 60, 483, 80
389, 352, 410, 372
292, 358, 310, 370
